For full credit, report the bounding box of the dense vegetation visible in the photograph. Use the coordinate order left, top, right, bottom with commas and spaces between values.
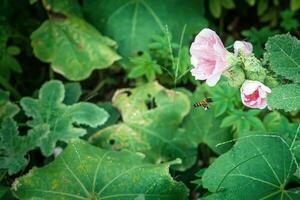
1, 0, 300, 199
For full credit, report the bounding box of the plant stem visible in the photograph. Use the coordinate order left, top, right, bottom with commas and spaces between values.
0, 77, 21, 99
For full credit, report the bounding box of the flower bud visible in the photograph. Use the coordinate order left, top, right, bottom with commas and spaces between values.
225, 66, 245, 88
234, 41, 253, 56
243, 55, 266, 82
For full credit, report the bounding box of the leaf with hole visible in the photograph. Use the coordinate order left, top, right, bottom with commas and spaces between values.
89, 82, 195, 171
13, 139, 188, 200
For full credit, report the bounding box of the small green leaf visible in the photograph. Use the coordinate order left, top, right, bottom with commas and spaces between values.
6, 46, 20, 56
246, 0, 256, 6
31, 16, 120, 81
266, 34, 300, 83
0, 89, 19, 122
20, 80, 109, 156
13, 140, 188, 200
267, 84, 300, 112
202, 135, 299, 200
128, 53, 162, 81
63, 82, 82, 105
209, 0, 222, 18
221, 0, 235, 9
257, 0, 268, 15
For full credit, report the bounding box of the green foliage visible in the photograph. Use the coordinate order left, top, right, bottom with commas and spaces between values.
128, 53, 162, 81
221, 109, 265, 137
208, 0, 235, 18
280, 10, 299, 31
242, 27, 278, 57
266, 34, 300, 83
267, 84, 300, 112
31, 16, 120, 81
201, 135, 300, 200
20, 80, 109, 156
181, 87, 233, 154
0, 118, 49, 175
290, 0, 300, 11
83, 0, 208, 58
13, 140, 188, 200
89, 82, 195, 171
206, 82, 240, 117
63, 82, 82, 105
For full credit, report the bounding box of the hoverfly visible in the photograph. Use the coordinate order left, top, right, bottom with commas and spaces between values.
193, 98, 213, 110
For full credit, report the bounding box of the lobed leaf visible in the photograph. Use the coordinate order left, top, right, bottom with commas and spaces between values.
0, 118, 49, 175
13, 140, 188, 200
20, 80, 109, 156
89, 82, 195, 171
31, 16, 120, 81
0, 89, 19, 122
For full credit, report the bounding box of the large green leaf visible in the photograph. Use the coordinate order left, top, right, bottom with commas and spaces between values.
266, 34, 300, 83
0, 118, 49, 175
31, 16, 120, 81
202, 135, 300, 200
267, 84, 300, 112
13, 140, 188, 200
20, 80, 109, 156
90, 82, 194, 171
83, 0, 208, 58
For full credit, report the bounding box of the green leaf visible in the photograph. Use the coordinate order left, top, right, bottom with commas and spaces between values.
83, 0, 208, 58
209, 0, 222, 18
42, 0, 83, 17
291, 0, 300, 11
0, 118, 49, 175
0, 89, 19, 122
246, 0, 256, 6
202, 135, 299, 200
181, 87, 232, 154
20, 80, 109, 156
263, 111, 298, 139
267, 84, 300, 112
31, 16, 120, 81
242, 27, 278, 57
90, 82, 195, 171
266, 34, 300, 83
257, 0, 268, 15
221, 0, 235, 9
13, 140, 188, 200
128, 53, 162, 81
220, 110, 265, 137
63, 82, 82, 105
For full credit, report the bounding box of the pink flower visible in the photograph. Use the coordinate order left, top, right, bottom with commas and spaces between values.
190, 28, 229, 86
234, 41, 253, 55
240, 80, 271, 109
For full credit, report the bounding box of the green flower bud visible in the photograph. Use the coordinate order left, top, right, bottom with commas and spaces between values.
224, 66, 245, 88
226, 53, 242, 69
243, 55, 266, 82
